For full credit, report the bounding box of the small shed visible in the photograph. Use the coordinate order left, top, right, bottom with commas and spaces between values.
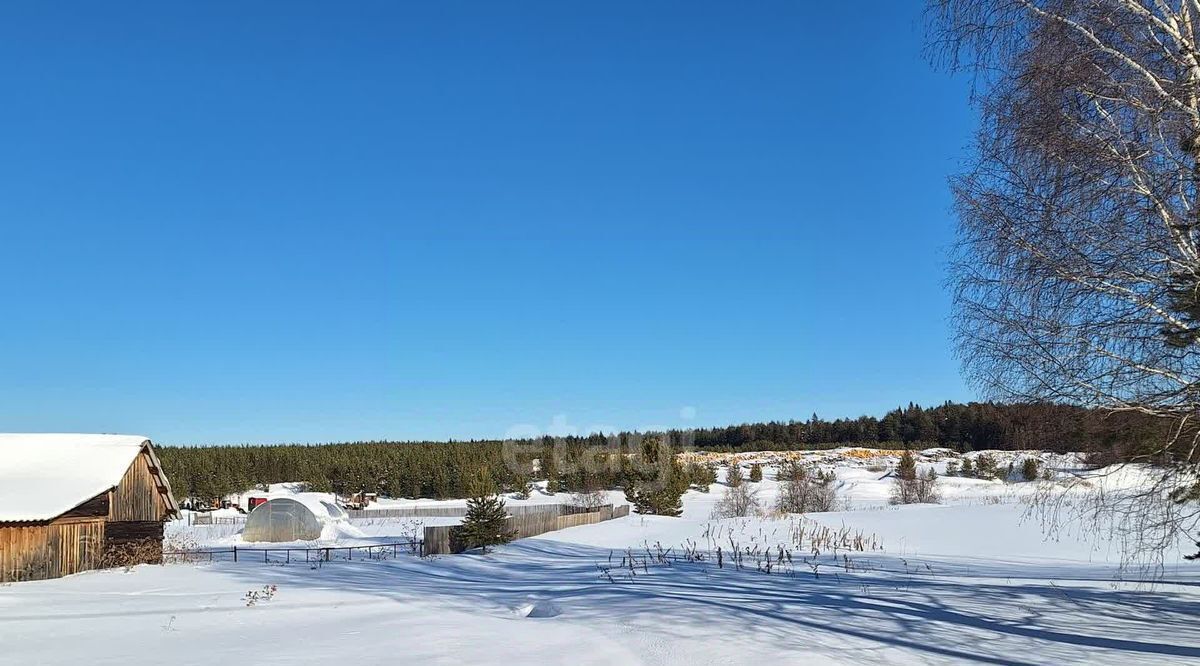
242, 494, 351, 542
0, 434, 180, 582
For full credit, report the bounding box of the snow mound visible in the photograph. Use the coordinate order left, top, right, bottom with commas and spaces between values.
511, 600, 562, 618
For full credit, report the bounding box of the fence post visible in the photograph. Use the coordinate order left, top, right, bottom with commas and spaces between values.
233, 546, 238, 563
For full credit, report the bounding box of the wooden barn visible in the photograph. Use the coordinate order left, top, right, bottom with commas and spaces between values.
0, 434, 179, 582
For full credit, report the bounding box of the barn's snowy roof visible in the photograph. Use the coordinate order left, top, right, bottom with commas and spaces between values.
0, 434, 151, 522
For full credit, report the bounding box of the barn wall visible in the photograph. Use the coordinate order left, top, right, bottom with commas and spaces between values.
110, 451, 168, 522
0, 520, 105, 583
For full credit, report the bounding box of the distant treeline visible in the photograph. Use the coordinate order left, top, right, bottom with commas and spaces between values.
159, 401, 1168, 503
679, 401, 1165, 453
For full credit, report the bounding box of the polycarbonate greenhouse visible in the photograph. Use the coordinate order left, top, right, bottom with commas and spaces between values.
241, 495, 350, 542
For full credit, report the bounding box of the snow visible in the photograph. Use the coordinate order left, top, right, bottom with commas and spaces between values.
0, 433, 148, 522
4, 449, 1200, 664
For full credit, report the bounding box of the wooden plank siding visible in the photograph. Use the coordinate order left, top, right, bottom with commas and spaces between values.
0, 520, 104, 583
422, 504, 629, 555
109, 450, 169, 522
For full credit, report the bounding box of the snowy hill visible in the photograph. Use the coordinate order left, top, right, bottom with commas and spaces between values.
2, 449, 1198, 665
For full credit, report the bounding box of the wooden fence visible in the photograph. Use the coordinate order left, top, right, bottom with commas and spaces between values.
422, 503, 630, 556
189, 513, 246, 526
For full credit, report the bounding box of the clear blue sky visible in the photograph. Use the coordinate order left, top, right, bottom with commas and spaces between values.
0, 1, 975, 445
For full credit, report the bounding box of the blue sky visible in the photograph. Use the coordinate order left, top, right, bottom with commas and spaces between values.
0, 2, 976, 445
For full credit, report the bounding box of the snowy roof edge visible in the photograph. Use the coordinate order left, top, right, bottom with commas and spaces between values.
0, 433, 178, 523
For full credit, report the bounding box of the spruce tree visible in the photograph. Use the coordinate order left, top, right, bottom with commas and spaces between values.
459, 470, 516, 553
626, 461, 687, 517
960, 456, 975, 478
1021, 457, 1041, 482
890, 450, 919, 505
896, 450, 917, 482
726, 463, 744, 487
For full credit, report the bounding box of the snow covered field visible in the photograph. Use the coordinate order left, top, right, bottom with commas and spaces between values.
2, 450, 1199, 665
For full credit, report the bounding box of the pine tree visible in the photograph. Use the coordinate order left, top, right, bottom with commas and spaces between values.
726, 463, 744, 487
974, 453, 999, 480
626, 461, 687, 517
458, 470, 516, 553
543, 446, 561, 494
890, 450, 920, 505
959, 456, 975, 478
748, 463, 763, 483
896, 450, 917, 482
1021, 457, 1041, 482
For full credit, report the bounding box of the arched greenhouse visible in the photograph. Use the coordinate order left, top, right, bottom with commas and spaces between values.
241, 495, 351, 542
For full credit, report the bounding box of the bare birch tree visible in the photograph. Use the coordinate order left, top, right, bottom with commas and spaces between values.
927, 0, 1200, 564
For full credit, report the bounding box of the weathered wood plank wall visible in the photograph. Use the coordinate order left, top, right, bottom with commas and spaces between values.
110, 451, 167, 522
0, 520, 104, 583
422, 504, 630, 555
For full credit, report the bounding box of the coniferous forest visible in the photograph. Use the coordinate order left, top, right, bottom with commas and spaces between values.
158, 401, 1171, 503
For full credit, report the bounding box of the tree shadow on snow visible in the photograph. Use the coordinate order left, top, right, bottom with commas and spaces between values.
215, 538, 1200, 665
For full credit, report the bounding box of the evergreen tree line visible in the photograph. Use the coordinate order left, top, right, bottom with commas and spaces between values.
159, 401, 1169, 503
679, 401, 1168, 453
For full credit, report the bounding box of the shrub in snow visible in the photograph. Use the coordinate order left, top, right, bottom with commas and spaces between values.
712, 483, 761, 518
101, 538, 164, 572
890, 451, 941, 504
945, 460, 960, 476
775, 465, 838, 514
572, 486, 608, 510
916, 469, 941, 503
778, 459, 806, 482
748, 463, 763, 483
